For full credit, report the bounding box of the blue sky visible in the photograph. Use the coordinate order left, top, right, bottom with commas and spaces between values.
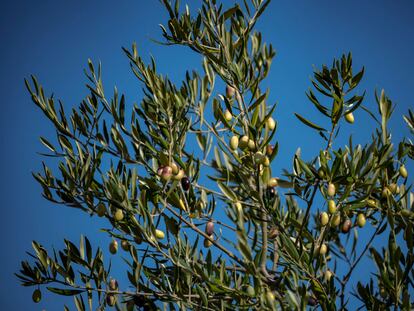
1, 0, 413, 310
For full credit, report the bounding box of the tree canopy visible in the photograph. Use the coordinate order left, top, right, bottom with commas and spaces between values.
17, 0, 414, 310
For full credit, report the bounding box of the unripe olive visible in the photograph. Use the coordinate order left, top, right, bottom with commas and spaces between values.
268, 178, 278, 188
96, 203, 106, 217
155, 229, 165, 240
173, 169, 185, 181
331, 214, 341, 227
181, 177, 191, 191
356, 213, 366, 228
266, 144, 274, 156
328, 200, 336, 214
254, 151, 265, 164
342, 219, 352, 233
388, 183, 398, 194
109, 239, 118, 254
109, 279, 119, 291
399, 165, 408, 178
204, 236, 213, 248
324, 270, 333, 281
239, 135, 249, 148
230, 135, 239, 150
170, 162, 179, 175
318, 243, 328, 255
320, 212, 329, 226
246, 285, 255, 297
32, 289, 41, 303
248, 139, 256, 150
114, 209, 124, 222
224, 109, 232, 122
379, 287, 387, 298
367, 199, 377, 208
327, 183, 336, 197
106, 294, 116, 306
382, 187, 392, 198
267, 117, 276, 131
318, 168, 325, 179
226, 85, 235, 98
121, 240, 130, 251
265, 290, 275, 306
344, 112, 354, 124
205, 221, 214, 236
262, 156, 270, 167
161, 166, 173, 181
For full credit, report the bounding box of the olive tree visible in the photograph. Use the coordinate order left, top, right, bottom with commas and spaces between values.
16, 0, 414, 310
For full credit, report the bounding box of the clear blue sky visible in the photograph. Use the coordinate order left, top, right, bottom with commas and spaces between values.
1, 0, 413, 310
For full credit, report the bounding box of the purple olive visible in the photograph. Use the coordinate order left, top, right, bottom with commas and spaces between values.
205, 221, 214, 235
342, 219, 352, 234
181, 177, 191, 191
267, 187, 276, 198
308, 297, 318, 306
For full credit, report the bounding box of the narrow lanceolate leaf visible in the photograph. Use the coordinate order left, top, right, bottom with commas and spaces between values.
294, 113, 326, 131
40, 137, 56, 152
248, 92, 267, 112
217, 181, 237, 201
47, 287, 84, 296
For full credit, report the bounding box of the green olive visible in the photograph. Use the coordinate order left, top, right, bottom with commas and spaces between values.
32, 289, 42, 303
267, 117, 276, 130
357, 213, 366, 228
239, 135, 249, 148
320, 212, 329, 226
344, 112, 354, 123
246, 285, 255, 297
399, 165, 408, 178
328, 200, 336, 214
268, 178, 278, 188
331, 214, 341, 227
265, 290, 275, 306
114, 209, 124, 221
155, 229, 165, 240
224, 109, 232, 122
324, 270, 333, 281
204, 236, 213, 248
230, 135, 239, 150
318, 243, 328, 255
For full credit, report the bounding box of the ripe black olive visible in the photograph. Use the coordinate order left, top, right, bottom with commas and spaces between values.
181, 177, 191, 191
267, 187, 276, 198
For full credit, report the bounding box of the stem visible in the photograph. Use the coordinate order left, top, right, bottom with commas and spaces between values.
257, 169, 270, 277
295, 123, 336, 250
272, 239, 279, 271
339, 217, 385, 309
161, 199, 246, 268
